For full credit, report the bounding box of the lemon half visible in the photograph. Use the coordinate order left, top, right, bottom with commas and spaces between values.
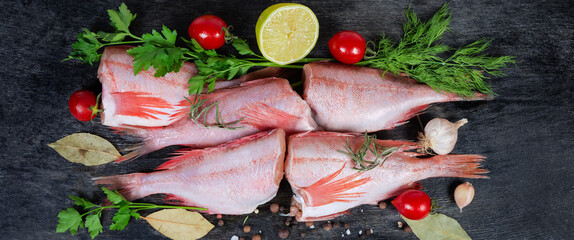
256, 3, 319, 65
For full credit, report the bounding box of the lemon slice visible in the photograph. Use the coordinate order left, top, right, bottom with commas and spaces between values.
256, 3, 319, 65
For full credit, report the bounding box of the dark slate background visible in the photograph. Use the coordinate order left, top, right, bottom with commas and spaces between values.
1, 0, 572, 239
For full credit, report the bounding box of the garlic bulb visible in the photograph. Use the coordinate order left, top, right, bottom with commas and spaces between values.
420, 118, 468, 155
454, 182, 475, 212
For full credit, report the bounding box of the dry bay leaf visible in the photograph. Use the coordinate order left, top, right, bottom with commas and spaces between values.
143, 209, 214, 240
48, 133, 121, 166
402, 213, 472, 240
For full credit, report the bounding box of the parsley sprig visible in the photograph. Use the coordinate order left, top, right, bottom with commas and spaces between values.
56, 187, 206, 239
357, 3, 514, 96
338, 133, 399, 172
64, 3, 141, 65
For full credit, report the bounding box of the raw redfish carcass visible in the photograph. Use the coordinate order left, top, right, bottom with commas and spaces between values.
98, 46, 197, 127
285, 131, 488, 222
98, 46, 293, 127
94, 129, 286, 215
116, 77, 318, 161
303, 62, 491, 132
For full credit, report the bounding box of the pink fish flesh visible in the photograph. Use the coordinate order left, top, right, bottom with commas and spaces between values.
94, 129, 286, 215
115, 77, 318, 162
98, 46, 294, 127
285, 131, 488, 221
98, 46, 196, 127
303, 62, 490, 132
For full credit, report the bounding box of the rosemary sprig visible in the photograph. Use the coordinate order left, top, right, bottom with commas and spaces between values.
337, 133, 399, 172
185, 95, 243, 129
357, 3, 515, 96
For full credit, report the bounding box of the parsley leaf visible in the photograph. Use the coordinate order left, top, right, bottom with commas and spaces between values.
231, 38, 258, 56
107, 3, 136, 33
127, 26, 185, 77
102, 187, 125, 205
65, 29, 104, 65
69, 195, 97, 210
97, 31, 129, 42
85, 213, 103, 239
56, 208, 83, 235
109, 205, 132, 231
65, 3, 143, 64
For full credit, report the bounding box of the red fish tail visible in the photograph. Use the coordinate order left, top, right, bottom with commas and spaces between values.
92, 173, 146, 201
110, 125, 158, 163
115, 142, 152, 163
428, 154, 489, 179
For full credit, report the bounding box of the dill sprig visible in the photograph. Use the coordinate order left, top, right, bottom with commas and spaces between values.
338, 133, 399, 172
357, 3, 515, 96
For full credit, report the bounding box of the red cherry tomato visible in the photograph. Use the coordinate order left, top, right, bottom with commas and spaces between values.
391, 189, 432, 220
328, 30, 366, 64
68, 90, 98, 121
188, 15, 227, 50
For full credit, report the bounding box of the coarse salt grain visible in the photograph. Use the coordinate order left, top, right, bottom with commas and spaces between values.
231, 236, 239, 240
346, 229, 351, 235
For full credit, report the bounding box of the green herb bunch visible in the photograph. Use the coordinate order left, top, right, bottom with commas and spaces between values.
357, 3, 515, 96
338, 133, 399, 172
56, 187, 206, 239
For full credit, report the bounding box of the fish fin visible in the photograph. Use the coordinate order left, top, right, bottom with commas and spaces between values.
162, 194, 185, 204
376, 140, 418, 151
156, 148, 206, 170
115, 142, 152, 163
109, 125, 158, 163
297, 210, 351, 222
429, 154, 489, 178
112, 91, 187, 122
168, 99, 192, 122
385, 182, 423, 201
160, 194, 206, 212
298, 163, 370, 207
392, 104, 429, 128
92, 173, 146, 201
240, 103, 300, 130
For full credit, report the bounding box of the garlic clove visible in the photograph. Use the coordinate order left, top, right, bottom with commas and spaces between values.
454, 182, 475, 212
421, 118, 468, 155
